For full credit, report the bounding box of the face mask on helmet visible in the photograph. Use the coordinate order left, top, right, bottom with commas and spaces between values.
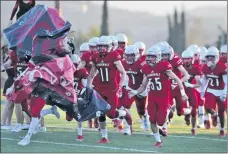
205, 55, 217, 67
161, 53, 170, 61
183, 58, 193, 67
89, 45, 97, 52
97, 45, 110, 56
146, 55, 158, 66
125, 53, 137, 64
118, 42, 126, 50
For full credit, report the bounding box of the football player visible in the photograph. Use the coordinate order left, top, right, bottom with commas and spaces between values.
219, 45, 227, 66
158, 42, 190, 135
119, 45, 149, 134
181, 49, 202, 135
87, 36, 132, 143
129, 45, 188, 147
201, 46, 227, 136
71, 54, 89, 141
80, 37, 100, 129
187, 44, 200, 65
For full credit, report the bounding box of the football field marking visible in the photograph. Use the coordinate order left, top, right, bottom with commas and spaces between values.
1, 137, 158, 153
1, 129, 226, 142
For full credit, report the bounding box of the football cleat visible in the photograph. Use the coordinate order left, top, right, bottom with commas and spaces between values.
18, 136, 31, 146
185, 114, 191, 126
219, 130, 225, 137
123, 127, 132, 136
162, 128, 168, 136
112, 119, 121, 128
153, 142, 162, 147
212, 115, 218, 127
11, 123, 22, 132
159, 128, 167, 137
76, 135, 83, 141
21, 124, 30, 130
191, 129, 196, 135
97, 137, 109, 144
205, 120, 211, 129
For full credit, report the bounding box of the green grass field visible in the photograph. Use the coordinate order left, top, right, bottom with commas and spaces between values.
1, 101, 227, 153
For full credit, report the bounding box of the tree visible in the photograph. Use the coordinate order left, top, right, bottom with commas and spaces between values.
100, 0, 109, 36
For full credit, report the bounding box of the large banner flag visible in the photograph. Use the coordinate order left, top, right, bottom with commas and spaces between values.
3, 4, 69, 58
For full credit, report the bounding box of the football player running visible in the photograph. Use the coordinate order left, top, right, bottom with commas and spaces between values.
197, 47, 208, 128
129, 45, 188, 147
181, 49, 202, 135
201, 46, 227, 137
80, 38, 100, 129
119, 45, 150, 134
87, 36, 132, 143
158, 42, 190, 136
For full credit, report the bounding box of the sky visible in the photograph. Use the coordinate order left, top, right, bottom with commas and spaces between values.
92, 1, 227, 16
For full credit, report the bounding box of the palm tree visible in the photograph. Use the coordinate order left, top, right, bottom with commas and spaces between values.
100, 0, 109, 36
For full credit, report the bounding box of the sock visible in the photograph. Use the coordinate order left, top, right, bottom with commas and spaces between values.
40, 108, 53, 117
192, 128, 195, 130
101, 129, 107, 139
26, 117, 39, 138
205, 114, 209, 121
220, 128, 224, 131
162, 108, 170, 129
154, 132, 161, 142
78, 128, 82, 136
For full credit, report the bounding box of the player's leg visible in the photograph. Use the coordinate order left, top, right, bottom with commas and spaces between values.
6, 101, 14, 128
18, 97, 46, 146
21, 100, 31, 130
106, 92, 132, 136
204, 92, 217, 128
1, 99, 14, 130
196, 90, 205, 128
217, 97, 226, 137
11, 103, 23, 132
148, 95, 162, 147
135, 96, 150, 131
187, 89, 198, 135
40, 105, 60, 119
77, 122, 83, 141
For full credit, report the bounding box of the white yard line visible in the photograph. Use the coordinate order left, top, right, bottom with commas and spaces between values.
1, 126, 226, 142
1, 137, 158, 153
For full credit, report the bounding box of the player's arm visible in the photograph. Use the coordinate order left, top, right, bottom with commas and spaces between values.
87, 62, 97, 87
1, 58, 12, 71
199, 75, 208, 98
177, 65, 190, 82
10, 0, 19, 21
128, 74, 149, 98
166, 70, 188, 101
184, 75, 201, 88
220, 74, 227, 101
114, 60, 127, 88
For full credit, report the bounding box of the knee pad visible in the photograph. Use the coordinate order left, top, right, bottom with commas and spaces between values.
99, 114, 106, 122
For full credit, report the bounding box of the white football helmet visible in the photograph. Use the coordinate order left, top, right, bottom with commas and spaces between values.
71, 54, 81, 65
88, 37, 99, 47
110, 35, 118, 51
220, 45, 227, 54
146, 45, 162, 66
205, 46, 219, 67
134, 42, 146, 55
158, 42, 174, 60
97, 36, 112, 55
124, 45, 140, 64
79, 42, 90, 53
182, 49, 194, 66
199, 46, 208, 61
116, 33, 128, 50
187, 44, 200, 57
